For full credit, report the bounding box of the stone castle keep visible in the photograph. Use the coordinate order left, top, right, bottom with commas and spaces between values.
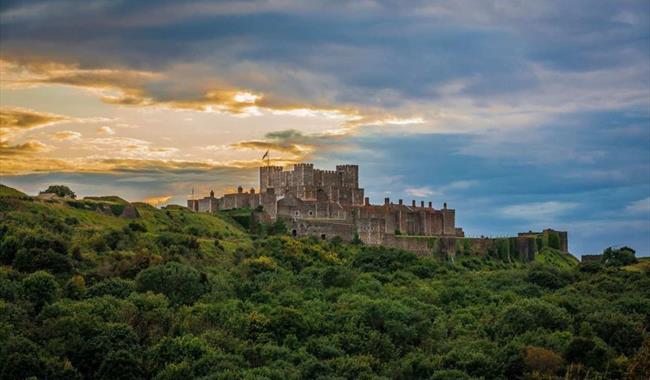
188, 163, 568, 259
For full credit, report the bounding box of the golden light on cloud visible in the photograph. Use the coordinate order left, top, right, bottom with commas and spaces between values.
53, 130, 82, 141
98, 126, 116, 135
143, 195, 172, 206
0, 107, 69, 137
0, 139, 51, 157
0, 56, 430, 179
0, 57, 419, 127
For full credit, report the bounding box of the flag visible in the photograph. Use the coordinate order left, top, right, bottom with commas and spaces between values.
261, 150, 269, 160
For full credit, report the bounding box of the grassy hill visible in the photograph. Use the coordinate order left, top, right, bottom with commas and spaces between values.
0, 184, 647, 379
0, 184, 27, 197
534, 247, 579, 269
622, 257, 650, 273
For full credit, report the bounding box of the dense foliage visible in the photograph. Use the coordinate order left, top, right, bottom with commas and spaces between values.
40, 185, 76, 199
0, 189, 648, 379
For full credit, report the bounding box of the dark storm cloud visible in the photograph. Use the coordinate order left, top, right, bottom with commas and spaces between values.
1, 0, 647, 107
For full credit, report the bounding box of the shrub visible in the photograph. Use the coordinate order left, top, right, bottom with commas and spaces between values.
495, 299, 571, 337
86, 278, 136, 298
13, 248, 73, 274
527, 265, 572, 290
64, 275, 86, 299
522, 346, 565, 376
65, 216, 79, 225
21, 270, 60, 309
128, 222, 147, 232
136, 262, 209, 305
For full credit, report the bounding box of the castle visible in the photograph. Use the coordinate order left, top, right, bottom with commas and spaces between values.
188, 163, 568, 259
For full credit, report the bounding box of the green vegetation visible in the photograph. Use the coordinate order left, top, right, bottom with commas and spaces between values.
0, 184, 27, 198
535, 247, 579, 269
40, 184, 77, 198
0, 185, 648, 379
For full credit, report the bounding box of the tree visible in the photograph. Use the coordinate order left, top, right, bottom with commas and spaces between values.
96, 350, 143, 380
40, 185, 76, 198
602, 246, 637, 267
21, 270, 60, 309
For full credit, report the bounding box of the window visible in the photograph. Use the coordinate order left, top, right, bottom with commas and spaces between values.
308, 211, 314, 216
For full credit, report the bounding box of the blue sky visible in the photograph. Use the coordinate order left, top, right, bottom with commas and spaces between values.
1, 0, 649, 256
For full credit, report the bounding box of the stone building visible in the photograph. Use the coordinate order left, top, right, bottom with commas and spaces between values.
188, 163, 569, 259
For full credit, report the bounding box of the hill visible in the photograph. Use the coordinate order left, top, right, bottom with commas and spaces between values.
534, 247, 579, 269
0, 186, 648, 379
0, 184, 27, 198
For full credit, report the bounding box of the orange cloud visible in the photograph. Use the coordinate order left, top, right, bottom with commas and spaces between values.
0, 139, 52, 157
53, 130, 82, 141
1, 57, 422, 127
0, 107, 68, 137
143, 195, 172, 206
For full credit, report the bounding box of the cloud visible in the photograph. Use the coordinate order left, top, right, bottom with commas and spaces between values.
405, 186, 437, 198
230, 128, 352, 161
98, 126, 115, 135
143, 195, 172, 206
501, 201, 578, 221
53, 130, 82, 141
0, 107, 68, 137
85, 136, 178, 158
0, 139, 51, 157
626, 197, 650, 214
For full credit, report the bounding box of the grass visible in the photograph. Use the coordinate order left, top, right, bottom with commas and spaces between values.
83, 196, 129, 204
0, 184, 27, 198
0, 184, 251, 255
622, 257, 650, 273
534, 247, 579, 269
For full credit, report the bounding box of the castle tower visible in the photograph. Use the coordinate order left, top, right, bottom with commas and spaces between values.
336, 164, 359, 188
259, 166, 282, 193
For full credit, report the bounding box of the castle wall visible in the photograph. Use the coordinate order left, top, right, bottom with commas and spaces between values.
189, 163, 568, 261
288, 218, 356, 241
378, 235, 540, 261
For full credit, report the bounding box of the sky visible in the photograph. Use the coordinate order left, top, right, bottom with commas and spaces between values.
0, 0, 649, 256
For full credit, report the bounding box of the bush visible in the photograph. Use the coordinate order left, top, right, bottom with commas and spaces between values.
21, 270, 60, 309
64, 275, 86, 299
495, 299, 570, 337
128, 222, 147, 232
65, 216, 79, 225
13, 248, 73, 274
86, 278, 136, 298
527, 265, 572, 290
136, 262, 209, 305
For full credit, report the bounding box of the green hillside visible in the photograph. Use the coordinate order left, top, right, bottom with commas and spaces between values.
534, 247, 579, 269
0, 184, 27, 198
0, 185, 648, 380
